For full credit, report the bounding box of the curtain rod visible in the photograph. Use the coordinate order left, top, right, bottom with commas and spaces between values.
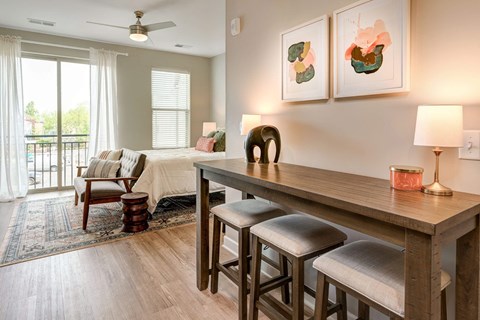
22, 51, 90, 61
21, 40, 129, 56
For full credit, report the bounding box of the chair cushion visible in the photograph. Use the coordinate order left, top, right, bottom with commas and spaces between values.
250, 214, 347, 257
312, 240, 451, 317
211, 199, 286, 228
82, 159, 121, 178
74, 177, 126, 202
119, 148, 146, 178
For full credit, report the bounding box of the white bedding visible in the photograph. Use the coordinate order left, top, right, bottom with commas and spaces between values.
132, 148, 225, 212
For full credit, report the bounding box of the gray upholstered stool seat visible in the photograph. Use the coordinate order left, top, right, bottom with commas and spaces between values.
250, 214, 348, 257
210, 199, 287, 320
313, 240, 451, 319
211, 199, 286, 228
249, 214, 348, 320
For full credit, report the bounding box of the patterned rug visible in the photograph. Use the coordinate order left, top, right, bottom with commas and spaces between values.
0, 192, 224, 267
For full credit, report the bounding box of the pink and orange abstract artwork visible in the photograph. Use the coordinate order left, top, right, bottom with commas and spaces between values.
344, 17, 392, 74
333, 0, 410, 98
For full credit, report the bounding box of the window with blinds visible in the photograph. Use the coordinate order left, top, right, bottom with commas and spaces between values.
151, 69, 191, 149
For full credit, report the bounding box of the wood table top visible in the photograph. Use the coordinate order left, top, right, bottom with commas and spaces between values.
195, 159, 480, 235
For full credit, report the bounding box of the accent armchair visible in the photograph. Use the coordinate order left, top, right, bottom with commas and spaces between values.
74, 148, 146, 230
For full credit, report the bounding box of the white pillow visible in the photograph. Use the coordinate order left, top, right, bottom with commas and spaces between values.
82, 159, 121, 178
95, 149, 123, 161
106, 149, 123, 161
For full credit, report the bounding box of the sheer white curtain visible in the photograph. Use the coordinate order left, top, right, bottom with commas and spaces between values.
0, 36, 28, 202
89, 48, 119, 158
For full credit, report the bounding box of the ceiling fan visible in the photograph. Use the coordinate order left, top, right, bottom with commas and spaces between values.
87, 11, 176, 42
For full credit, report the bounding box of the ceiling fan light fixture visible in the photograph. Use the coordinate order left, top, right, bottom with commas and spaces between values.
129, 25, 148, 42
88, 10, 175, 43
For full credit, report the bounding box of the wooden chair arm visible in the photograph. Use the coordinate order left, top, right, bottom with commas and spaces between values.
76, 165, 88, 177
83, 176, 139, 182
84, 176, 139, 193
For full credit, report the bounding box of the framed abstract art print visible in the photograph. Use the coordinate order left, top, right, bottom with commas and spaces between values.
333, 0, 410, 98
281, 15, 329, 101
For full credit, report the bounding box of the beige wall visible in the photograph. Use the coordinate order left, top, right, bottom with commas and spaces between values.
0, 27, 213, 150
226, 0, 480, 317
226, 0, 480, 194
211, 53, 226, 128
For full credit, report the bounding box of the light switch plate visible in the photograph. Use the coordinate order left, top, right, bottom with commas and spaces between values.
231, 17, 241, 36
459, 130, 480, 160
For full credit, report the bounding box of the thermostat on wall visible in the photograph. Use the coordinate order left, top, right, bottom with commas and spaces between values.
231, 17, 241, 36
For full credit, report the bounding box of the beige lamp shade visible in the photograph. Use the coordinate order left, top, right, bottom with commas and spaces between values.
240, 114, 261, 135
202, 122, 217, 136
414, 105, 463, 147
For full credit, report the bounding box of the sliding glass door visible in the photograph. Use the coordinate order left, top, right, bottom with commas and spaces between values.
23, 57, 90, 190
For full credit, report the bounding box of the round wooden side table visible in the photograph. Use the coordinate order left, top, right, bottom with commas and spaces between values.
120, 192, 149, 233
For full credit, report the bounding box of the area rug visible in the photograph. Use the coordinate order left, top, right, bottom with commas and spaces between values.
0, 192, 224, 267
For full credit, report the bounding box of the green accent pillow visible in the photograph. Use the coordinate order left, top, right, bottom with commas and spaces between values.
213, 130, 226, 152
206, 130, 216, 138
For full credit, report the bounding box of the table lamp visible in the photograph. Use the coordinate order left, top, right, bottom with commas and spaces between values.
202, 122, 217, 136
240, 114, 261, 161
240, 114, 261, 135
413, 105, 463, 196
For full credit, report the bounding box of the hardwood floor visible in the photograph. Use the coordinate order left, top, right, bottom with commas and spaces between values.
0, 192, 271, 319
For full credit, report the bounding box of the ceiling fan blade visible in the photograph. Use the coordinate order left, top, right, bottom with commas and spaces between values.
86, 21, 129, 30
145, 21, 176, 32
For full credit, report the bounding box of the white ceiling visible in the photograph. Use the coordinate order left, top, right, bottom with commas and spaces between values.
0, 0, 226, 58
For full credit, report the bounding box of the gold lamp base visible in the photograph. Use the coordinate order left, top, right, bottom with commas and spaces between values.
421, 181, 453, 196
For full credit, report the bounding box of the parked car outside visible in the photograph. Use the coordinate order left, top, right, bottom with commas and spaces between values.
28, 171, 42, 185
27, 153, 71, 172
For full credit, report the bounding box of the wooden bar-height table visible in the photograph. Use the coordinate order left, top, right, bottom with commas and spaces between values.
194, 159, 480, 320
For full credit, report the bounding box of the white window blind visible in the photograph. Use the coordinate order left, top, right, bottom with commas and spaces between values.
151, 69, 191, 148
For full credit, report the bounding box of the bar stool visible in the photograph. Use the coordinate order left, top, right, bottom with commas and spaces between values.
248, 214, 348, 320
313, 240, 451, 320
210, 199, 288, 320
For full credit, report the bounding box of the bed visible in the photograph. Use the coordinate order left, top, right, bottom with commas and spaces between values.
132, 148, 226, 212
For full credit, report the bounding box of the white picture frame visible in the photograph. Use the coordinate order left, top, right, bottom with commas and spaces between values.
281, 15, 329, 101
333, 0, 410, 98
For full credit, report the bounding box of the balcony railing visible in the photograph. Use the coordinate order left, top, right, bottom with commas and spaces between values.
26, 134, 89, 190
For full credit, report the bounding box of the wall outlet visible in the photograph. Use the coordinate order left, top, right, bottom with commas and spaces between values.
458, 130, 480, 160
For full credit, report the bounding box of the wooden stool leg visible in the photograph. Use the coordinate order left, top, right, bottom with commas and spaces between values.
280, 253, 290, 305
247, 231, 251, 274
248, 235, 262, 320
314, 272, 329, 320
210, 217, 221, 294
336, 287, 347, 320
291, 257, 304, 320
238, 228, 249, 320
441, 289, 447, 320
358, 300, 370, 320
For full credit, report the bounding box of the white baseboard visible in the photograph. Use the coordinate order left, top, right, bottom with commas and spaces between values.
222, 233, 238, 255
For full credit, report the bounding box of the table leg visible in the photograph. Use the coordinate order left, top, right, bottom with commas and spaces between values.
404, 229, 442, 319
456, 217, 480, 320
241, 192, 254, 199
196, 168, 210, 290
